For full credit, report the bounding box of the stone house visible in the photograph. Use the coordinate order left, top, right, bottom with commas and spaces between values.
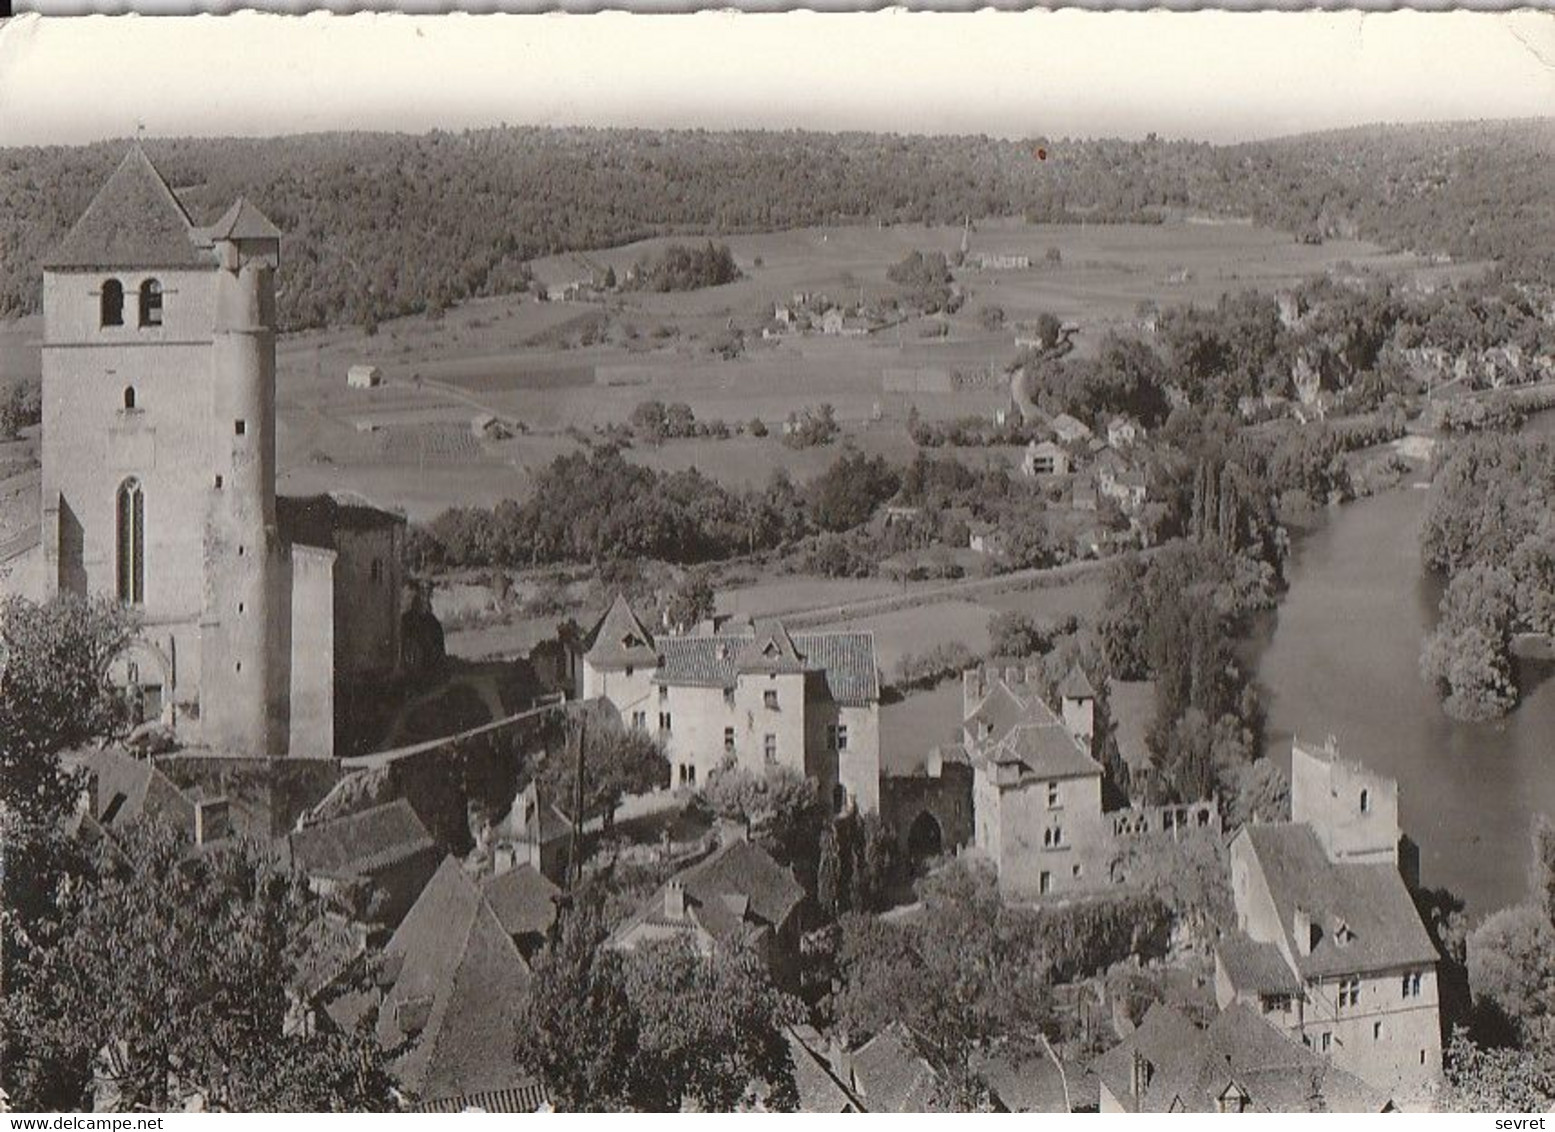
580, 596, 881, 814
1022, 440, 1070, 478
609, 837, 807, 976
1050, 413, 1093, 444
282, 797, 441, 929
1106, 416, 1144, 449
1218, 738, 1442, 1101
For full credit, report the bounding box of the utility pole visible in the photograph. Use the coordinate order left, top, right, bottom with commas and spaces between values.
566, 717, 587, 892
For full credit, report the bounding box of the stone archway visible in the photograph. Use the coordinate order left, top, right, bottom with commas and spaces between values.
907, 810, 944, 861
109, 637, 173, 727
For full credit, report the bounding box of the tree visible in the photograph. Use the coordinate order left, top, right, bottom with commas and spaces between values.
0, 595, 135, 829
3, 823, 397, 1111
665, 569, 715, 633
515, 896, 643, 1111
538, 720, 669, 831
699, 764, 824, 869
1467, 905, 1555, 1054
817, 823, 843, 917
1109, 832, 1233, 943
806, 449, 900, 533
620, 938, 803, 1111
1444, 1028, 1555, 1112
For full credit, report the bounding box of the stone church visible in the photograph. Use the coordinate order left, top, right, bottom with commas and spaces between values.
9, 145, 405, 759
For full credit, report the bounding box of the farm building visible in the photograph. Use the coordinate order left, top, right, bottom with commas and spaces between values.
1050, 413, 1092, 444
347, 364, 383, 390
1022, 440, 1070, 478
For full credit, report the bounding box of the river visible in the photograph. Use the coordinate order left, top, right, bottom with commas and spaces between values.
1249, 482, 1555, 916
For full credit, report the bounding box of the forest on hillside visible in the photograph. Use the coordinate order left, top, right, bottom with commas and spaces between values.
0, 120, 1551, 331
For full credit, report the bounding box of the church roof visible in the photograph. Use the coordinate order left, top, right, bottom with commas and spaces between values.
47, 145, 214, 270
204, 196, 281, 243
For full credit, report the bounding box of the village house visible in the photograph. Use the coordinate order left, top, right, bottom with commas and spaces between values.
579, 595, 881, 814
884, 663, 1218, 900
1022, 439, 1070, 478
1106, 415, 1144, 449
1094, 449, 1148, 514
1050, 413, 1093, 445
351, 855, 543, 1113
609, 837, 807, 977
282, 798, 441, 929
967, 520, 1005, 557
346, 364, 382, 390
1218, 738, 1442, 1101
1091, 1002, 1391, 1113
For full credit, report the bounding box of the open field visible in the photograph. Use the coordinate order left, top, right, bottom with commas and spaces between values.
0, 216, 1484, 523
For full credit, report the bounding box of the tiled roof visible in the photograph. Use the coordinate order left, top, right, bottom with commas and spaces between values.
1058, 668, 1097, 701
291, 912, 368, 1000
47, 146, 215, 270
413, 1080, 551, 1113
975, 1051, 1099, 1113
964, 680, 1056, 748
619, 839, 804, 950
583, 593, 658, 669
1216, 933, 1302, 996
786, 1027, 864, 1112
479, 864, 561, 940
1241, 823, 1438, 979
849, 1022, 949, 1112
286, 799, 437, 880
991, 722, 1103, 781
378, 856, 534, 1103
75, 748, 197, 836
655, 629, 879, 707
734, 620, 807, 675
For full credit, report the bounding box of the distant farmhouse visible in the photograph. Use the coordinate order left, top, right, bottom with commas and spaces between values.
578, 596, 882, 814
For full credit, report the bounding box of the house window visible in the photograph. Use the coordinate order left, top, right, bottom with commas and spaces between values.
659, 684, 668, 703
630, 710, 646, 730
1320, 1032, 1332, 1053
625, 665, 634, 678
1072, 864, 1082, 878
1047, 781, 1059, 808
658, 712, 671, 734
723, 687, 735, 708
678, 763, 696, 786
764, 689, 778, 710
1402, 971, 1423, 999
1420, 1050, 1428, 1066
836, 724, 848, 751
724, 726, 735, 753
235, 419, 246, 436
123, 386, 137, 411
1373, 1021, 1384, 1041
1360, 788, 1370, 814
763, 734, 777, 762
100, 279, 124, 326
1039, 871, 1052, 895
115, 478, 144, 605
1338, 978, 1360, 1008
1043, 826, 1063, 849
138, 279, 163, 328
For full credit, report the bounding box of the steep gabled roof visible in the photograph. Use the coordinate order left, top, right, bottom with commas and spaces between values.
480, 864, 562, 941
849, 1022, 966, 1112
965, 679, 1056, 748
734, 619, 806, 674
787, 1027, 865, 1112
285, 799, 437, 881
616, 838, 805, 950
990, 722, 1103, 781
377, 857, 533, 1103
47, 145, 214, 270
583, 592, 658, 669
75, 747, 197, 836
1216, 933, 1302, 997
1240, 823, 1438, 979
654, 628, 879, 707
1057, 667, 1097, 701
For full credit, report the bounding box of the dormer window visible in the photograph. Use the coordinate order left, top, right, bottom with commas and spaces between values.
100, 279, 124, 327
139, 279, 163, 328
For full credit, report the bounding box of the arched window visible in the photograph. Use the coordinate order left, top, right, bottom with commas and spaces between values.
138, 279, 163, 328
116, 478, 144, 605
123, 386, 136, 411
100, 279, 124, 327
1359, 789, 1370, 814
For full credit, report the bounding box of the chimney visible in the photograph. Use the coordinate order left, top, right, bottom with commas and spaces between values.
195, 797, 231, 845
1130, 1051, 1153, 1098
1293, 907, 1317, 956
664, 879, 686, 920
